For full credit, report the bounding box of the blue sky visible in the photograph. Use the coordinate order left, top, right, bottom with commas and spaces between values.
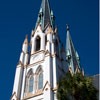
0, 0, 99, 99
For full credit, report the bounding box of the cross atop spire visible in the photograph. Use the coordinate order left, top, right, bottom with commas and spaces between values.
35, 0, 55, 30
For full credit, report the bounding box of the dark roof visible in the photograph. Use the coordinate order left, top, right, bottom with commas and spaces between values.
35, 0, 55, 30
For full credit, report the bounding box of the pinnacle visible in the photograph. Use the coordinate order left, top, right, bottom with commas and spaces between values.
23, 35, 28, 44
66, 24, 69, 30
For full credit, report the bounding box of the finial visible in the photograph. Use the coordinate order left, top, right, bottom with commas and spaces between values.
24, 35, 28, 44
51, 10, 54, 16
31, 29, 34, 37
66, 24, 69, 31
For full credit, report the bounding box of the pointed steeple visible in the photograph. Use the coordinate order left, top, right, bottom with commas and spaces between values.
23, 35, 28, 45
66, 24, 80, 73
35, 0, 55, 30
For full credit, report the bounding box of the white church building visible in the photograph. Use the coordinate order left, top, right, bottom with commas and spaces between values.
10, 0, 82, 100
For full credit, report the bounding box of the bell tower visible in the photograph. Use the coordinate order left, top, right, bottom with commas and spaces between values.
10, 0, 82, 100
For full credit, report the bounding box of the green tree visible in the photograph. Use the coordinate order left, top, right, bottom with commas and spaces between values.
57, 72, 98, 100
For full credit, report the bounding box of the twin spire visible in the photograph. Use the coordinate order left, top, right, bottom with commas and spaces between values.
66, 25, 80, 73
35, 0, 55, 30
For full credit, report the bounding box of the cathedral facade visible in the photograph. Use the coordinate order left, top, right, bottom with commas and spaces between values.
10, 0, 81, 100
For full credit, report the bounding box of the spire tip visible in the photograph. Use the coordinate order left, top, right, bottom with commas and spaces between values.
24, 34, 28, 44
66, 24, 69, 30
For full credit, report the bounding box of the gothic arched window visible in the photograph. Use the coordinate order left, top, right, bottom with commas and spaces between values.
38, 73, 43, 90
25, 69, 34, 94
35, 66, 43, 90
29, 76, 34, 92
36, 36, 41, 51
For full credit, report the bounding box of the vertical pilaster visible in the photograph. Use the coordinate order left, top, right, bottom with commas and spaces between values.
19, 52, 25, 64
20, 67, 27, 99
12, 65, 24, 99
24, 53, 29, 65
52, 43, 57, 89
41, 34, 45, 50
44, 54, 53, 100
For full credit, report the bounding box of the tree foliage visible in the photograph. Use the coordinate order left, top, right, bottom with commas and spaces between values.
57, 72, 98, 100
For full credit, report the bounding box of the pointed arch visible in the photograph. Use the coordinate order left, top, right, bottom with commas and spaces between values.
35, 65, 43, 74
35, 65, 43, 90
38, 72, 43, 89
25, 69, 34, 93
27, 68, 33, 78
35, 36, 41, 51
29, 76, 34, 92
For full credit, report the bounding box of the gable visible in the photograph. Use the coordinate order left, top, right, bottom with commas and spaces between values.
10, 92, 18, 100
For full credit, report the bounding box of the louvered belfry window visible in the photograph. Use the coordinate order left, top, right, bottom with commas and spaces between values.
36, 36, 41, 51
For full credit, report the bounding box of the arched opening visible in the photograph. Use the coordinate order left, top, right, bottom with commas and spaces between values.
36, 36, 41, 51
45, 35, 47, 45
25, 69, 34, 94
35, 66, 43, 90
29, 76, 34, 93
38, 70, 43, 90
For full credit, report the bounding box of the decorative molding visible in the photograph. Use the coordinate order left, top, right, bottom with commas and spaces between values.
21, 50, 29, 55
43, 81, 52, 90
23, 90, 43, 100
17, 61, 24, 68
34, 24, 43, 35
51, 52, 56, 56
43, 22, 50, 32
52, 86, 58, 91
28, 51, 58, 68
28, 59, 44, 67
10, 92, 19, 100
43, 81, 58, 92
46, 40, 55, 44
31, 50, 45, 56
44, 50, 51, 56
47, 40, 50, 43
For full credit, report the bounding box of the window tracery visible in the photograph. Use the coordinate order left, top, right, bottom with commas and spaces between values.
29, 76, 34, 92
38, 70, 43, 90
35, 66, 43, 90
25, 69, 34, 94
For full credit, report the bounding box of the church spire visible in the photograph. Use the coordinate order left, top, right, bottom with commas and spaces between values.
35, 0, 55, 30
66, 24, 80, 73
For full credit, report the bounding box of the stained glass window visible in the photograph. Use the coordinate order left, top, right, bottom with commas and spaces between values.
29, 76, 34, 92
38, 73, 43, 89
